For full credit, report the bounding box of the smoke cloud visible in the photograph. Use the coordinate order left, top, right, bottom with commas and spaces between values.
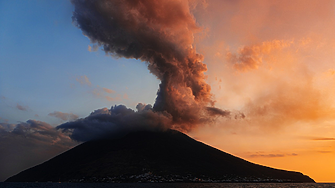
58, 0, 231, 141
57, 104, 172, 142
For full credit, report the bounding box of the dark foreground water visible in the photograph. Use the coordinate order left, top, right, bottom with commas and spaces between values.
0, 183, 335, 188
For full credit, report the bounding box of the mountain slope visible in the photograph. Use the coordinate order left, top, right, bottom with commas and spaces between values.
6, 129, 314, 182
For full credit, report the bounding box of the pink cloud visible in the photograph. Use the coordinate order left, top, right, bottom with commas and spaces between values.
76, 75, 91, 86
103, 88, 115, 94
105, 96, 121, 102
123, 93, 129, 100
48, 111, 78, 121
226, 40, 292, 71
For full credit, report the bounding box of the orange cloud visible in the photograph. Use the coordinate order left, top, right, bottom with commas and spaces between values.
226, 40, 292, 71
105, 96, 121, 102
191, 1, 335, 182
242, 81, 335, 130
123, 93, 129, 100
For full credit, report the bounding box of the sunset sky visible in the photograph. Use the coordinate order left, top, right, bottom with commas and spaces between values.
1, 0, 335, 182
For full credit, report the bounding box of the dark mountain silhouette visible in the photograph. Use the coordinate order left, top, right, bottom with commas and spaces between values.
6, 129, 314, 183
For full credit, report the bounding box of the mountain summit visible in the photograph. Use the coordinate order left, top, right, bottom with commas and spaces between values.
6, 129, 314, 183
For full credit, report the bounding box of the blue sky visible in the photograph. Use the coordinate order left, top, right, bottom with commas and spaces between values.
0, 0, 160, 125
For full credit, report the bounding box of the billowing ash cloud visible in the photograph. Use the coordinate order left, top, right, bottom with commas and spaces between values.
58, 0, 232, 141
57, 104, 172, 142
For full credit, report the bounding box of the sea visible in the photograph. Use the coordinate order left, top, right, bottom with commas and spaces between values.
0, 183, 335, 188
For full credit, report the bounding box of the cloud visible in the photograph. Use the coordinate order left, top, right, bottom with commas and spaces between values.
247, 152, 298, 158
206, 107, 230, 117
0, 118, 8, 123
0, 123, 15, 132
75, 76, 124, 102
226, 40, 292, 71
192, 0, 335, 131
48, 111, 79, 121
16, 104, 27, 111
92, 87, 121, 102
88, 44, 98, 52
249, 154, 285, 158
0, 120, 76, 181
103, 87, 115, 94
76, 75, 91, 86
71, 0, 231, 132
57, 104, 172, 142
123, 93, 129, 100
242, 79, 335, 129
57, 103, 235, 142
104, 96, 120, 101
312, 138, 335, 141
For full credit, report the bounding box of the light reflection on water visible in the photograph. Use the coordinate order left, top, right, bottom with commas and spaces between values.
1, 183, 335, 188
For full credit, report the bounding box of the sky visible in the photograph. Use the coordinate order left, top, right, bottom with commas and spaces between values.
1, 0, 335, 183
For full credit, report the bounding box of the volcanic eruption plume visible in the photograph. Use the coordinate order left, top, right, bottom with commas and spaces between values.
58, 0, 232, 141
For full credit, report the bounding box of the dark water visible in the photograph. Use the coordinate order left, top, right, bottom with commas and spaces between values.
1, 183, 335, 188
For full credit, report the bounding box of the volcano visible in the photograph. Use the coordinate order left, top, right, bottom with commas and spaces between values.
6, 129, 314, 183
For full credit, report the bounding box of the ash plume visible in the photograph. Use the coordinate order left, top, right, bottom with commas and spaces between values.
57, 104, 172, 142
58, 0, 231, 141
